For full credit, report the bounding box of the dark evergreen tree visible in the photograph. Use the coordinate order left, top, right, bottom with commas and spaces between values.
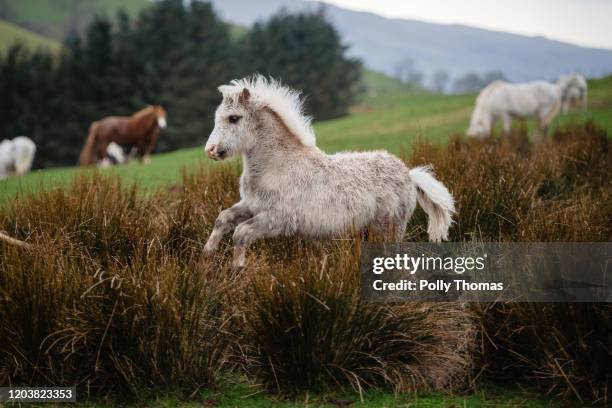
80, 16, 116, 116
133, 0, 235, 151
111, 10, 145, 112
241, 9, 362, 120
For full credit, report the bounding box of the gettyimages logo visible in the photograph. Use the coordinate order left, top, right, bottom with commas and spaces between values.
371, 253, 487, 275
361, 243, 612, 302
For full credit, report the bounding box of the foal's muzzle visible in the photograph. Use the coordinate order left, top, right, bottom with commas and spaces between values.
206, 144, 227, 161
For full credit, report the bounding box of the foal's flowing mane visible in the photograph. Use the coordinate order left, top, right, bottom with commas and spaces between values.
219, 75, 316, 147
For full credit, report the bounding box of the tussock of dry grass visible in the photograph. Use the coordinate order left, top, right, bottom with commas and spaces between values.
476, 302, 612, 405
0, 122, 610, 403
240, 240, 475, 394
0, 170, 240, 395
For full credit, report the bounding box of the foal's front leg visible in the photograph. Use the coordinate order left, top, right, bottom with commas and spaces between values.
232, 212, 283, 270
204, 201, 252, 256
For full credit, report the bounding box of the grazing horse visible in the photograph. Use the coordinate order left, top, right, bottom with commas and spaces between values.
0, 136, 36, 180
203, 76, 455, 270
467, 77, 582, 139
79, 105, 167, 166
561, 74, 588, 113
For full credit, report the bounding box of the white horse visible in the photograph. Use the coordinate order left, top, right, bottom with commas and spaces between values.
0, 136, 36, 180
203, 76, 455, 270
466, 77, 581, 139
560, 74, 587, 113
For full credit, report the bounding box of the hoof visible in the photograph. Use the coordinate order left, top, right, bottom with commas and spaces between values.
232, 259, 246, 273
203, 242, 217, 257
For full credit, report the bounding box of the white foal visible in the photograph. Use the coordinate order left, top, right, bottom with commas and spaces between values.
202, 76, 455, 270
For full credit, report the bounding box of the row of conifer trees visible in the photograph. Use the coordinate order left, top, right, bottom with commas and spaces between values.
0, 0, 361, 168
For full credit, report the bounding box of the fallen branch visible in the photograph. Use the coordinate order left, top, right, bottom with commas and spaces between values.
0, 231, 32, 250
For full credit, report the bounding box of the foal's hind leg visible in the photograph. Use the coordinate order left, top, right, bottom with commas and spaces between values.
367, 219, 402, 242
204, 201, 252, 256
369, 206, 409, 243
232, 212, 284, 271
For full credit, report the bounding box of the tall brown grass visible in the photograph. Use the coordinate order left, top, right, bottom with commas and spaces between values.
0, 172, 240, 396
240, 240, 475, 394
0, 164, 476, 397
407, 122, 611, 242
0, 122, 610, 403
406, 122, 611, 404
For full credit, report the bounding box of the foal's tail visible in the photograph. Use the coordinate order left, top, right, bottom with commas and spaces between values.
409, 166, 455, 242
79, 122, 98, 166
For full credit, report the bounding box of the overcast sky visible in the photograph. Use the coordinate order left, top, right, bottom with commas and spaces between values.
319, 0, 612, 49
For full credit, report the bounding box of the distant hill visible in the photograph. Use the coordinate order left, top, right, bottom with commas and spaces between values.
0, 0, 407, 95
0, 19, 60, 52
3, 0, 612, 85
208, 0, 612, 84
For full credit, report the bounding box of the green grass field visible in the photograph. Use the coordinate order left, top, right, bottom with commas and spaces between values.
2, 77, 610, 206
360, 69, 419, 95
61, 382, 571, 408
1, 0, 246, 53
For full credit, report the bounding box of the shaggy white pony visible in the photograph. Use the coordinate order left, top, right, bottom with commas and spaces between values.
203, 76, 455, 270
467, 76, 583, 139
0, 136, 36, 180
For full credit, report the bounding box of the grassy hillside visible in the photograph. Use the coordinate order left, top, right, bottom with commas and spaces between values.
1, 0, 148, 40
2, 77, 610, 205
360, 68, 420, 95
0, 19, 61, 52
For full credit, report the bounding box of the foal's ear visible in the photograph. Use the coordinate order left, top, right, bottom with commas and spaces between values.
239, 88, 251, 104
218, 85, 233, 95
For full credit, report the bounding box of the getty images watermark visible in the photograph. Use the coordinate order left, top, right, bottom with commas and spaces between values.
360, 243, 612, 302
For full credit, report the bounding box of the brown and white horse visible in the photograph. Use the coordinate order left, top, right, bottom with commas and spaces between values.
79, 105, 167, 165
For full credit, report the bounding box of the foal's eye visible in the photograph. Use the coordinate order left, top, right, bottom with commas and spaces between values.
228, 115, 241, 124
